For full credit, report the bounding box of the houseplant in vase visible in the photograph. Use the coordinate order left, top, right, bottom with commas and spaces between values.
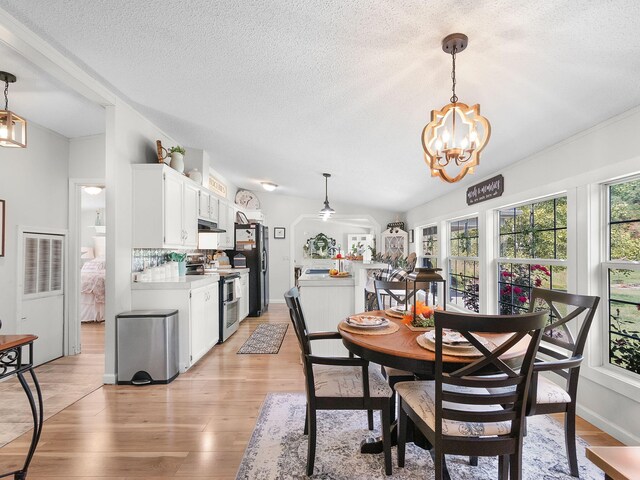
168, 251, 187, 276
168, 146, 186, 173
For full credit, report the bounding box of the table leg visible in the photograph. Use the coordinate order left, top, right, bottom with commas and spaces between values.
360, 417, 432, 454
14, 368, 44, 479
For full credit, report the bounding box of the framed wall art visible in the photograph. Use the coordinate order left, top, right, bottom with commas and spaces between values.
274, 227, 286, 239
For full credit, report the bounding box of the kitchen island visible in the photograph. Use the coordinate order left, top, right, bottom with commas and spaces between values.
298, 270, 355, 356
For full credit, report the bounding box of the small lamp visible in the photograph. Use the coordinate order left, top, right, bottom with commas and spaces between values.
0, 71, 27, 149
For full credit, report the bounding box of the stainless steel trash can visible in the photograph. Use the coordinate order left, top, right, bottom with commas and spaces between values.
117, 309, 179, 385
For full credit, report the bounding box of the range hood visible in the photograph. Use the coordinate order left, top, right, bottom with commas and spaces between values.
198, 219, 226, 233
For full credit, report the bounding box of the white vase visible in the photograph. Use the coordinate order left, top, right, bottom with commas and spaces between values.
170, 152, 184, 173
187, 168, 203, 184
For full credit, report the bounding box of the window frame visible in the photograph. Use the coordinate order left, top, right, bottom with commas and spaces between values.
601, 175, 640, 379
494, 193, 569, 315
447, 215, 480, 312
420, 223, 439, 268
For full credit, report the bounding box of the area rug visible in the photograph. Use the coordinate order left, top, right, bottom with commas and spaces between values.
236, 393, 604, 479
237, 323, 289, 354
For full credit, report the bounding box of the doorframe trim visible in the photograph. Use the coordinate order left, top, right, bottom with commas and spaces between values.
68, 178, 105, 356
15, 225, 69, 357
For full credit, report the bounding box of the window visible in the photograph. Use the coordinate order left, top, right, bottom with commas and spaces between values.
605, 177, 640, 375
497, 197, 567, 315
448, 217, 479, 312
23, 233, 64, 297
421, 225, 438, 268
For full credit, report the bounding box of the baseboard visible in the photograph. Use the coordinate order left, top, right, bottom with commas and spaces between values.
269, 298, 285, 304
576, 404, 640, 445
102, 373, 117, 385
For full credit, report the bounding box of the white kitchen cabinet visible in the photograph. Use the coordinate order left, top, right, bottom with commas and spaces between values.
190, 283, 219, 363
132, 164, 199, 249
132, 277, 219, 372
239, 272, 249, 322
217, 200, 236, 249
198, 189, 219, 223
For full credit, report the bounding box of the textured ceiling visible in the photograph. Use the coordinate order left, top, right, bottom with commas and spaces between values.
0, 41, 104, 138
2, 1, 640, 209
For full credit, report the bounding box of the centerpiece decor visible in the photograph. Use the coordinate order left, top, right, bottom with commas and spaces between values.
421, 33, 491, 183
404, 267, 447, 329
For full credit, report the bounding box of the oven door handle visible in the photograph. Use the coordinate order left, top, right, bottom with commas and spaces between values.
224, 298, 239, 306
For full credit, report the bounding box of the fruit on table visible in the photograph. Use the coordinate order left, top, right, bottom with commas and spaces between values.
329, 269, 339, 275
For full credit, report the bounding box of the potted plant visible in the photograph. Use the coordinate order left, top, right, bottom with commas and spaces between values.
168, 251, 187, 276
168, 146, 186, 173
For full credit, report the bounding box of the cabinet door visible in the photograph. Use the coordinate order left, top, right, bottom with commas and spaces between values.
239, 273, 249, 321
218, 201, 231, 248
209, 196, 219, 223
190, 288, 208, 364
199, 190, 210, 219
225, 203, 235, 247
183, 184, 199, 248
164, 174, 184, 247
204, 284, 219, 346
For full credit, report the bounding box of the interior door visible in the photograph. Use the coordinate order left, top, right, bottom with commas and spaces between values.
20, 233, 65, 365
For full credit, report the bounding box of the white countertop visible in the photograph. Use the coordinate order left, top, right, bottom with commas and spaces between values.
208, 267, 250, 274
132, 274, 220, 290
298, 273, 355, 287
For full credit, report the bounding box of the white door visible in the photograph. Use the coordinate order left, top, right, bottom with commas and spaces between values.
183, 184, 199, 248
190, 287, 208, 364
21, 233, 65, 365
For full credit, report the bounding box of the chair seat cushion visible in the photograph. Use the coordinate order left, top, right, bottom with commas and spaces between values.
382, 366, 414, 378
395, 381, 511, 437
535, 376, 572, 404
487, 376, 572, 405
313, 365, 393, 398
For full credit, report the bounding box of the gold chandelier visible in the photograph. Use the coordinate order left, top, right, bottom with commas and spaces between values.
0, 71, 27, 148
422, 34, 490, 183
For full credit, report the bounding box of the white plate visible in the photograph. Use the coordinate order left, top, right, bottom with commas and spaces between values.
390, 305, 406, 313
346, 316, 389, 329
423, 330, 489, 349
416, 334, 485, 357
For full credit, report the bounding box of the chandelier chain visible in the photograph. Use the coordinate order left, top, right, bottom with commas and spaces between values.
3, 80, 8, 110
450, 46, 458, 104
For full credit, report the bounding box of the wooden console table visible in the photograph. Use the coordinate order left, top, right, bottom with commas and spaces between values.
586, 446, 640, 480
0, 335, 43, 480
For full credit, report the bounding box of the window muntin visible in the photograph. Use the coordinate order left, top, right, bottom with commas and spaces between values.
448, 217, 479, 312
497, 196, 567, 315
606, 177, 640, 375
421, 225, 438, 268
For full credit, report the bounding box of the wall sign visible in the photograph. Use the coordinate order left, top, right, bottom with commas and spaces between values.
208, 175, 227, 198
466, 174, 504, 205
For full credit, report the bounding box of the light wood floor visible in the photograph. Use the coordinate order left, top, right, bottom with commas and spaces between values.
0, 305, 623, 478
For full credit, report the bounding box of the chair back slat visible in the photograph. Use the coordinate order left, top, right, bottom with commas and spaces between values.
284, 287, 312, 356
433, 310, 547, 440
529, 287, 600, 359
374, 280, 409, 310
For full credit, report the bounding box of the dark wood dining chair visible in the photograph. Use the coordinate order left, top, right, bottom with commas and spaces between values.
284, 287, 393, 476
374, 280, 416, 415
522, 287, 600, 477
396, 309, 547, 480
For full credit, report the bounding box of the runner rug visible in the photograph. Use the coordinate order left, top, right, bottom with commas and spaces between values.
237, 323, 289, 354
236, 392, 604, 479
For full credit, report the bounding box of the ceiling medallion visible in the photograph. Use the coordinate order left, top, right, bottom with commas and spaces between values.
422, 33, 490, 183
0, 71, 27, 148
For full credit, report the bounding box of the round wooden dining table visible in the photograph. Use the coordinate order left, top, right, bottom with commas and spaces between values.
340, 310, 526, 378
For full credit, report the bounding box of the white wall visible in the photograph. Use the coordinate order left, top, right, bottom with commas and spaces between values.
257, 191, 400, 303
103, 100, 177, 383
69, 134, 105, 179
0, 122, 70, 333
405, 106, 640, 444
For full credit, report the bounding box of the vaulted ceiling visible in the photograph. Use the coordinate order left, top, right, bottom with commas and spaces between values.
1, 1, 639, 209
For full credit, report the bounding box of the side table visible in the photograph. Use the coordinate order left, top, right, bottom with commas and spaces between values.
0, 335, 43, 480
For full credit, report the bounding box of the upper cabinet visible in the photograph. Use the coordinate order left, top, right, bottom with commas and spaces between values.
198, 189, 219, 223
217, 200, 235, 249
132, 164, 199, 249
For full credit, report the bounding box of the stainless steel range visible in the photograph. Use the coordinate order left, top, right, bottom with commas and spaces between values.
219, 273, 240, 342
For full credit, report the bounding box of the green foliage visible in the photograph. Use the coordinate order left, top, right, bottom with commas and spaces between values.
168, 251, 186, 262
169, 145, 186, 155
610, 307, 640, 375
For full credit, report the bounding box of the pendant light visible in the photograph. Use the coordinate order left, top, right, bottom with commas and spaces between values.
0, 71, 27, 148
318, 173, 335, 221
421, 34, 490, 183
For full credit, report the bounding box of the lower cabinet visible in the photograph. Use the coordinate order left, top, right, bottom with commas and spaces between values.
239, 272, 250, 322
131, 280, 219, 373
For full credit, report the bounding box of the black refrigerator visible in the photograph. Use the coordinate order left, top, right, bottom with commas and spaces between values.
230, 224, 269, 316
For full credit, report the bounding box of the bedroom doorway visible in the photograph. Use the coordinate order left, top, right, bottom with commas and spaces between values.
68, 181, 106, 358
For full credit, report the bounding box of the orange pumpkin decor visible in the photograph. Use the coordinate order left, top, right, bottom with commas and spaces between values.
402, 302, 443, 327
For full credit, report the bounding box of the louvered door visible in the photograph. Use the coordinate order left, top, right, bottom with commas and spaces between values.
21, 233, 65, 365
